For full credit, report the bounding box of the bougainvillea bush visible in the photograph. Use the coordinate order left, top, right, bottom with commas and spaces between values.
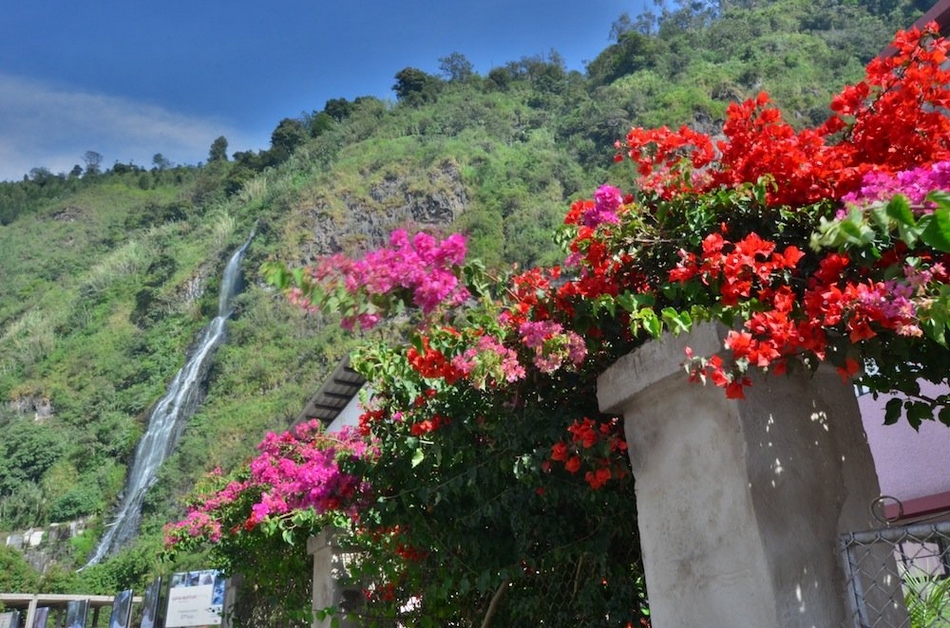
169, 24, 950, 627
164, 422, 372, 625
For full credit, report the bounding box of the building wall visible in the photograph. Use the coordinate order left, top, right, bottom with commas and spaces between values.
859, 381, 950, 516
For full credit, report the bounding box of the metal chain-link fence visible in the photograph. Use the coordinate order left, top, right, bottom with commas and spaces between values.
336, 550, 648, 627
839, 519, 950, 627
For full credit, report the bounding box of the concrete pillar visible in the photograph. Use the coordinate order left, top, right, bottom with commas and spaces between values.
308, 528, 361, 628
597, 323, 898, 628
222, 575, 241, 628
24, 597, 37, 628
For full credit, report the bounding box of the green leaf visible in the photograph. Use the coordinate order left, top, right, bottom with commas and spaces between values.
885, 194, 916, 227
906, 402, 931, 430
921, 318, 947, 347
638, 308, 662, 338
753, 180, 768, 205
928, 190, 950, 210
661, 307, 692, 335
282, 528, 295, 545
809, 216, 838, 251
837, 217, 873, 245
313, 606, 336, 621
617, 292, 655, 311
477, 570, 491, 593
291, 266, 307, 289
595, 295, 616, 318
938, 406, 950, 427
411, 448, 425, 468
920, 294, 949, 345
869, 204, 890, 232
628, 317, 641, 336
897, 222, 920, 248
260, 260, 292, 289
920, 205, 950, 252
884, 398, 903, 426
410, 334, 426, 356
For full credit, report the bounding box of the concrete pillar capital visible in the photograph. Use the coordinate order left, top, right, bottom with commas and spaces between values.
598, 323, 899, 627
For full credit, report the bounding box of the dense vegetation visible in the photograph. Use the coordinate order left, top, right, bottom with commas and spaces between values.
0, 0, 931, 596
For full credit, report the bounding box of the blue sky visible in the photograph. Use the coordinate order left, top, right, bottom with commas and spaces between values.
0, 0, 647, 182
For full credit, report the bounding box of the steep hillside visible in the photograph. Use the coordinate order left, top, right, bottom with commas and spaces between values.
0, 0, 927, 590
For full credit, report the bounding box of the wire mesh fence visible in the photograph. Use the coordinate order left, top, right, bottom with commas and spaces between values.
839, 519, 950, 627
334, 549, 648, 627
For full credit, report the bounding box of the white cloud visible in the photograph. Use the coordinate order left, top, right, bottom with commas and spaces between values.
0, 73, 262, 181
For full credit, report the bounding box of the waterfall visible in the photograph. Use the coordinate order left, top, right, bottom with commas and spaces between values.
84, 229, 255, 567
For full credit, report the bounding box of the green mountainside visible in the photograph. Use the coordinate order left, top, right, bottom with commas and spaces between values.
0, 0, 929, 592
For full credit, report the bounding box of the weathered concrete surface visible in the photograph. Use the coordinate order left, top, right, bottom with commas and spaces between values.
598, 324, 898, 628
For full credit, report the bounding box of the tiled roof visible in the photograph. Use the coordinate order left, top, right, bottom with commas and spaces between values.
296, 356, 365, 425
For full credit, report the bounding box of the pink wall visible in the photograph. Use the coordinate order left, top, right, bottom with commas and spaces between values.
859, 381, 950, 508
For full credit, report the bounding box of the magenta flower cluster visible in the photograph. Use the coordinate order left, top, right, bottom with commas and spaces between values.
311, 230, 469, 330
583, 185, 624, 228
451, 334, 526, 388
841, 160, 950, 214
856, 263, 948, 338
518, 320, 588, 373
246, 422, 370, 523
166, 509, 224, 544
165, 421, 371, 547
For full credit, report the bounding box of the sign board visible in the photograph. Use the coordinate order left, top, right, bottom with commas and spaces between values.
108, 589, 133, 628
165, 569, 225, 628
140, 577, 163, 628
30, 608, 48, 628
0, 610, 21, 628
64, 600, 88, 628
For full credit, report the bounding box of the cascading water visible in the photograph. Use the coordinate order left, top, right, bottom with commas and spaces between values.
84, 229, 255, 566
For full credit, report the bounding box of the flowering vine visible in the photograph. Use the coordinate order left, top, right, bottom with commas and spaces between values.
175, 23, 950, 626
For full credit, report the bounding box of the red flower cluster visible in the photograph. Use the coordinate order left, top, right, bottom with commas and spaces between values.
406, 337, 462, 384
669, 232, 805, 306
549, 417, 629, 489
617, 125, 715, 194
501, 266, 561, 326
685, 352, 752, 400
363, 582, 397, 603
358, 408, 387, 436
676, 226, 947, 398
825, 25, 950, 171
622, 23, 950, 206
409, 414, 449, 436
669, 231, 822, 395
